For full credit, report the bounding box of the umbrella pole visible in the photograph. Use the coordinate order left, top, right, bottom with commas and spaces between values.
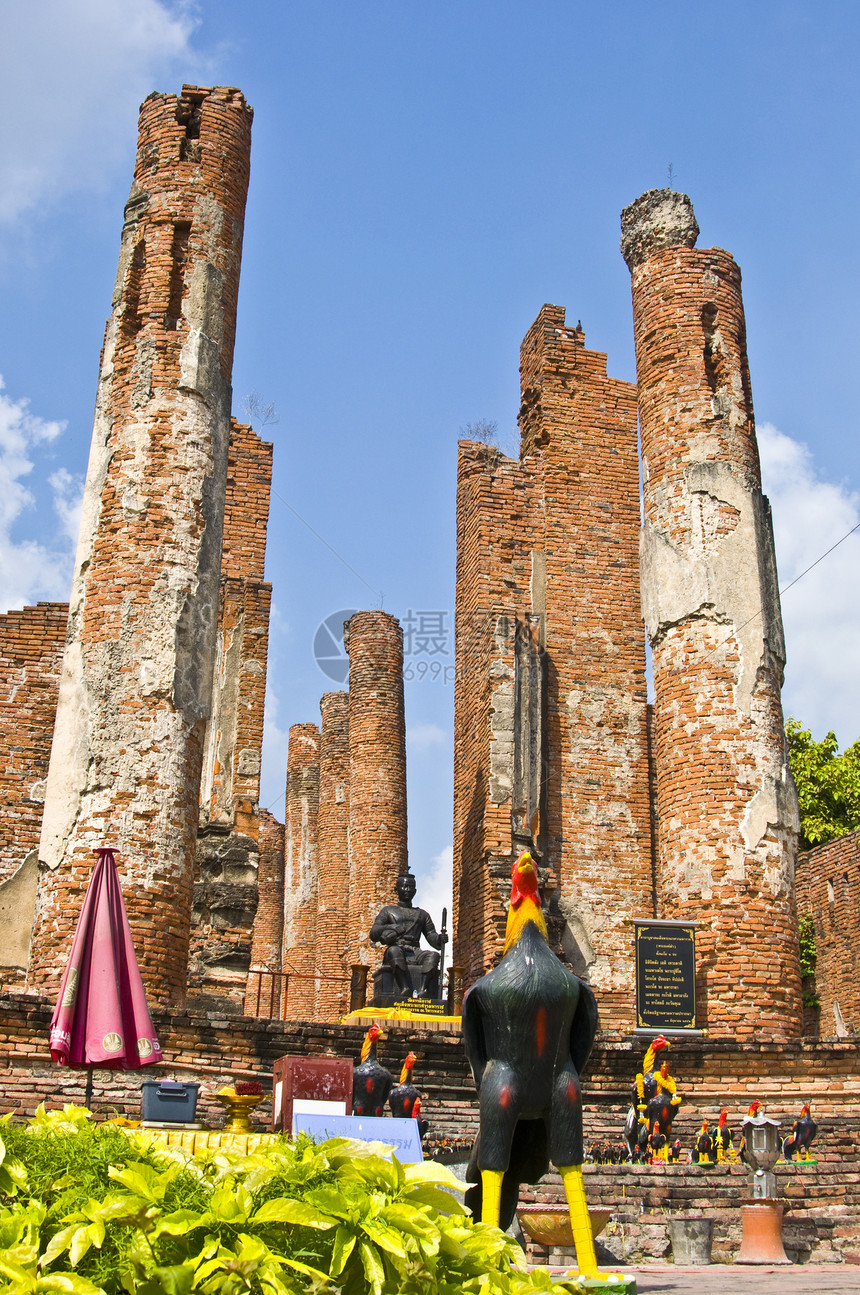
85, 1066, 93, 1110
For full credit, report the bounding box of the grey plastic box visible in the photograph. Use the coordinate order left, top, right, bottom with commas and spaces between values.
141, 1080, 200, 1123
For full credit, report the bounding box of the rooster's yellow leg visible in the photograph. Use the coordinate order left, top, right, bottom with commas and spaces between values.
481, 1169, 504, 1227
558, 1164, 598, 1277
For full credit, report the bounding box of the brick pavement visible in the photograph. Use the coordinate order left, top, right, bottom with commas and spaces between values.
545, 1264, 859, 1292
628, 1263, 860, 1292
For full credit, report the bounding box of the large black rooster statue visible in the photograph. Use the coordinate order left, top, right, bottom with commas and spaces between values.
782, 1103, 817, 1161
352, 1024, 393, 1116
389, 1051, 429, 1140
462, 851, 602, 1278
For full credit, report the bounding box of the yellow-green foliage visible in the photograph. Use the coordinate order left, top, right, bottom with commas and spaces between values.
787, 717, 860, 853
0, 1107, 581, 1295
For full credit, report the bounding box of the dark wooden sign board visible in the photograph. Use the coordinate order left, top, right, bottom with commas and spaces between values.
634, 920, 697, 1033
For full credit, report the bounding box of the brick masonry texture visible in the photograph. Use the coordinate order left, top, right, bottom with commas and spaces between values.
190, 416, 274, 1012
0, 605, 68, 987
623, 189, 802, 1041
2, 993, 859, 1256
244, 811, 286, 1015
346, 612, 408, 965
453, 306, 652, 1030
315, 691, 351, 1021
1, 996, 856, 1134
27, 86, 253, 1008
282, 723, 321, 1018
796, 829, 860, 1038
0, 605, 68, 886
199, 418, 273, 832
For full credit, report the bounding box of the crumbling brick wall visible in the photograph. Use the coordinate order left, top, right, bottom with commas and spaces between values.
199, 418, 273, 829
520, 308, 652, 1025
453, 309, 652, 1030
346, 612, 408, 967
796, 829, 860, 1038
0, 604, 68, 987
191, 417, 274, 1011
453, 445, 539, 982
622, 189, 802, 1041
28, 85, 254, 1008
244, 812, 286, 1017
274, 613, 408, 1021
282, 723, 321, 1017
315, 691, 351, 1021
0, 605, 68, 884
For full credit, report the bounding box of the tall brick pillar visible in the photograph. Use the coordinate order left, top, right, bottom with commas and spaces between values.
315, 691, 351, 1020
243, 811, 285, 1017
346, 612, 407, 968
452, 308, 651, 1027
621, 189, 802, 1040
519, 309, 652, 1026
282, 724, 320, 1018
28, 86, 253, 1006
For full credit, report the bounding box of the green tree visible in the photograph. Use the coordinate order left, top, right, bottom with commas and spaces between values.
786, 717, 860, 852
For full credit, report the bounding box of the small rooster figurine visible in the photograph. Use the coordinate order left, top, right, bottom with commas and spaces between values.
648, 1120, 668, 1163
739, 1099, 762, 1166
691, 1118, 713, 1164
352, 1023, 393, 1116
389, 1051, 428, 1139
462, 850, 603, 1279
782, 1103, 817, 1162
712, 1107, 733, 1162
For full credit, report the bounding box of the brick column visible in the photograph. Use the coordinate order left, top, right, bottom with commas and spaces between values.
244, 811, 285, 1017
453, 445, 538, 983
0, 604, 68, 989
452, 307, 651, 1026
28, 86, 253, 1006
282, 723, 320, 1018
315, 691, 351, 1021
621, 188, 802, 1040
346, 612, 407, 967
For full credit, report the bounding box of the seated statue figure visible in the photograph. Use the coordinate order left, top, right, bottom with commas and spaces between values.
370, 872, 448, 1002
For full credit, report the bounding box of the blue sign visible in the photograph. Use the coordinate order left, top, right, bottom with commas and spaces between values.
292, 1112, 423, 1164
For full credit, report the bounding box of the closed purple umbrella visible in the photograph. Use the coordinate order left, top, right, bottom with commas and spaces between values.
49, 848, 161, 1106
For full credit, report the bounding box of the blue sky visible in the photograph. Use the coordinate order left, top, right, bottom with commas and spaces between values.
2, 1, 859, 927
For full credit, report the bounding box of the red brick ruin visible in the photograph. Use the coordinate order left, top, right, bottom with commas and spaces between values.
28, 86, 254, 1007
0, 88, 843, 1049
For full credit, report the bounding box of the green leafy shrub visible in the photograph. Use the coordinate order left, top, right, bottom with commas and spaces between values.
786, 717, 860, 852
0, 1106, 580, 1295
798, 914, 820, 1009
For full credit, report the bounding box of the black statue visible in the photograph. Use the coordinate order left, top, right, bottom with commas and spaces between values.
461, 851, 603, 1278
370, 872, 448, 1003
624, 1034, 682, 1161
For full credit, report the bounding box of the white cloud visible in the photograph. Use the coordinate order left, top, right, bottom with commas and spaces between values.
413, 843, 453, 937
0, 0, 201, 224
759, 422, 860, 742
0, 377, 82, 612
49, 469, 85, 548
406, 722, 448, 752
